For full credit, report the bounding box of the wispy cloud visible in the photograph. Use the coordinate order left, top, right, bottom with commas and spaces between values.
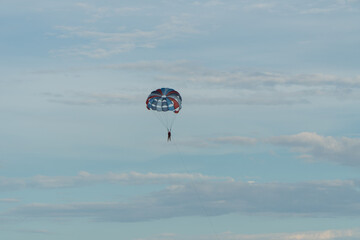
44, 91, 141, 106
211, 136, 257, 145
51, 15, 200, 58
192, 0, 360, 15
16, 228, 51, 235
4, 179, 360, 221
185, 132, 360, 166
0, 171, 233, 191
140, 228, 360, 240
0, 198, 20, 203
44, 90, 310, 107
218, 228, 360, 240
133, 232, 179, 240
106, 61, 360, 89
244, 3, 276, 11
75, 2, 142, 22
38, 61, 360, 107
300, 0, 360, 14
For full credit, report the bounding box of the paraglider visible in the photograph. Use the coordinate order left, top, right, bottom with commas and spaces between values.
146, 88, 182, 141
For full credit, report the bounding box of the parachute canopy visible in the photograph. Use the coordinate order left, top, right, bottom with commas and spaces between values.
146, 88, 182, 114
146, 88, 182, 131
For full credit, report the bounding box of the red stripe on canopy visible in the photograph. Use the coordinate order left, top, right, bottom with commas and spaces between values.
168, 97, 180, 114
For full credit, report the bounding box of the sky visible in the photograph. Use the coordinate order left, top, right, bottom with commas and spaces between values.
1, 0, 360, 239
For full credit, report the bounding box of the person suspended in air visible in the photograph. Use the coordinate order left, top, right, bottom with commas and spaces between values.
167, 129, 171, 142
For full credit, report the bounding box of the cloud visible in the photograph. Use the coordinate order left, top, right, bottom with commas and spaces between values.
300, 0, 360, 14
218, 229, 360, 240
52, 15, 200, 58
131, 228, 360, 240
44, 89, 310, 107
185, 93, 310, 106
0, 171, 233, 191
16, 229, 51, 235
174, 136, 257, 149
4, 179, 360, 221
33, 60, 360, 107
105, 60, 203, 75
268, 132, 360, 166
211, 136, 257, 145
194, 0, 360, 15
185, 72, 360, 89
135, 232, 177, 240
45, 91, 141, 106
106, 61, 360, 89
75, 2, 142, 22
0, 198, 20, 203
191, 132, 360, 166
244, 3, 276, 11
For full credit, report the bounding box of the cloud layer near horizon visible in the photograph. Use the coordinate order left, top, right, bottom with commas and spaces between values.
196, 228, 360, 240
0, 171, 232, 191
3, 177, 360, 222
140, 228, 360, 240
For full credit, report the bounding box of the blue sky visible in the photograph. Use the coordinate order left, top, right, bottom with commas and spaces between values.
1, 0, 360, 239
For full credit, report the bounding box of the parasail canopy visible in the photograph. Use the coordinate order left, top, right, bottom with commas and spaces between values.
146, 88, 182, 132
146, 88, 182, 114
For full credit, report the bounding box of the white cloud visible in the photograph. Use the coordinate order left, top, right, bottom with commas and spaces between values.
218, 229, 360, 240
51, 42, 137, 59
174, 136, 257, 149
106, 61, 360, 88
0, 171, 233, 191
130, 228, 360, 240
105, 60, 203, 75
0, 198, 20, 203
33, 60, 360, 107
244, 3, 276, 11
203, 0, 224, 7
188, 132, 360, 166
191, 0, 360, 15
4, 179, 360, 221
75, 2, 142, 21
16, 228, 51, 235
268, 132, 360, 166
211, 136, 257, 145
52, 15, 200, 58
45, 91, 141, 106
300, 0, 360, 14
